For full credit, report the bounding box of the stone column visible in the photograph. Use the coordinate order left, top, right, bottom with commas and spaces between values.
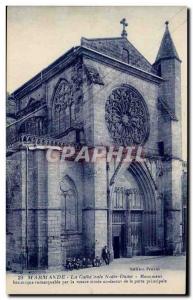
164, 160, 183, 255
82, 162, 95, 257
107, 190, 113, 259
125, 191, 132, 257
94, 160, 108, 257
34, 149, 48, 269
107, 163, 113, 260
83, 159, 108, 258
47, 154, 62, 270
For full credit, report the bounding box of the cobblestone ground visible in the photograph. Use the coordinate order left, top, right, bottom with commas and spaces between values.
47, 255, 186, 275
16, 255, 186, 274
105, 255, 186, 271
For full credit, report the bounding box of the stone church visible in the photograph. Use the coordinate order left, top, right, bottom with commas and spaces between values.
6, 19, 185, 271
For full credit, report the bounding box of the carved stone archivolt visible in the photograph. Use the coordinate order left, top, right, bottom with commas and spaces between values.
105, 85, 150, 146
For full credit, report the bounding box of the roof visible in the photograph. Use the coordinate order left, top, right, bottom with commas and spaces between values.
10, 36, 163, 100
155, 23, 181, 64
81, 36, 157, 74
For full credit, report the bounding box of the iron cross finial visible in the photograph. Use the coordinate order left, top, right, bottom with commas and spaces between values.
165, 20, 169, 29
120, 18, 128, 38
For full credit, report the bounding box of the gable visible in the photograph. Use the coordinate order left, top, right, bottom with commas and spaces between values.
81, 37, 157, 74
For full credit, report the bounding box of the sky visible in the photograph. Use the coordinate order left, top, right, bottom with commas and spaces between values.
6, 6, 187, 159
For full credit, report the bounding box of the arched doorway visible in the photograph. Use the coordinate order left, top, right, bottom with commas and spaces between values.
111, 162, 157, 257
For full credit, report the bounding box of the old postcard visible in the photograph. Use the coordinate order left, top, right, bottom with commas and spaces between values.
6, 6, 188, 295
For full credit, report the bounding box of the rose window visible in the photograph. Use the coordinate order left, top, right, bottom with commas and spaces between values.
105, 85, 150, 146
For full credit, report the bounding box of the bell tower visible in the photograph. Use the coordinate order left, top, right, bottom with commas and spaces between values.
154, 21, 183, 254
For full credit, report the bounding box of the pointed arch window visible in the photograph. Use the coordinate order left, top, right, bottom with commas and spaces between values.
52, 79, 75, 137
60, 175, 78, 232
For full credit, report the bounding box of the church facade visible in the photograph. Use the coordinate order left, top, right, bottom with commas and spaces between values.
6, 20, 185, 271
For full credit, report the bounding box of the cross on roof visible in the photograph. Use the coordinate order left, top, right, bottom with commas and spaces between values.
120, 18, 128, 38
165, 20, 169, 29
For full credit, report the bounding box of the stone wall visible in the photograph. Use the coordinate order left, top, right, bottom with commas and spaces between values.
83, 57, 159, 157
157, 57, 183, 254
47, 156, 84, 269
7, 148, 85, 271
158, 58, 182, 159
6, 151, 24, 271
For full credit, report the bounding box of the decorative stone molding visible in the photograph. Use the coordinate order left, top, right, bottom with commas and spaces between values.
84, 64, 104, 85
16, 98, 46, 119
